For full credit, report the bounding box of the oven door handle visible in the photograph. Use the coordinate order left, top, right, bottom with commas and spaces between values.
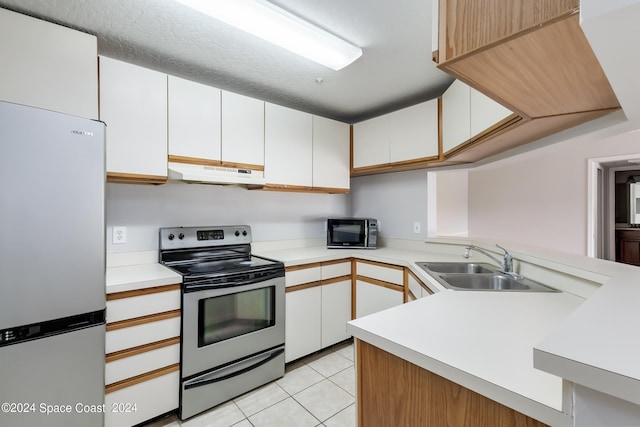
183, 346, 285, 390
185, 275, 282, 292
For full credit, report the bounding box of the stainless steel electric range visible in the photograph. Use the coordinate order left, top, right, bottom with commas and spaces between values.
159, 225, 285, 420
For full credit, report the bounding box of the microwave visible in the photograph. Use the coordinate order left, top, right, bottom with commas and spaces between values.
327, 218, 378, 249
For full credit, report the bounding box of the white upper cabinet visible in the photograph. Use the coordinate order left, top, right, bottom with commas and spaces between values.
388, 100, 439, 163
352, 99, 439, 169
442, 79, 513, 155
264, 103, 313, 187
312, 116, 350, 190
352, 114, 391, 168
221, 91, 265, 167
99, 56, 168, 181
442, 79, 471, 154
469, 87, 513, 136
0, 8, 98, 119
167, 76, 221, 162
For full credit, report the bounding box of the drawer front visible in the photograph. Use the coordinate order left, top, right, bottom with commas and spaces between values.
104, 370, 179, 427
321, 261, 351, 280
106, 316, 181, 354
107, 289, 180, 323
285, 266, 321, 287
356, 262, 403, 285
106, 343, 180, 386
408, 274, 424, 299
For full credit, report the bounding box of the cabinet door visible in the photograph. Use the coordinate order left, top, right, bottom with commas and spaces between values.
352, 115, 390, 168
469, 87, 512, 136
321, 280, 352, 347
355, 281, 403, 318
221, 91, 265, 167
312, 116, 350, 190
99, 56, 168, 179
442, 79, 471, 154
388, 100, 439, 163
264, 103, 313, 187
285, 287, 322, 362
0, 8, 98, 119
168, 76, 221, 161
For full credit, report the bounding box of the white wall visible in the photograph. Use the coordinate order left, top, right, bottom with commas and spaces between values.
467, 127, 640, 255
432, 170, 469, 236
106, 182, 350, 253
351, 169, 428, 241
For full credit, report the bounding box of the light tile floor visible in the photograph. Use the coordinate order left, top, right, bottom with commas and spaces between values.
144, 340, 356, 427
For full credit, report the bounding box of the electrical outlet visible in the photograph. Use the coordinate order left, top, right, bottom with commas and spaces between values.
112, 226, 127, 244
413, 222, 421, 234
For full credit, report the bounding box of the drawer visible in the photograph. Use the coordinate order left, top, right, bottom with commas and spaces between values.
356, 261, 404, 286
321, 260, 351, 280
285, 265, 321, 287
106, 316, 180, 354
104, 369, 179, 427
408, 274, 424, 299
107, 288, 180, 323
106, 343, 180, 386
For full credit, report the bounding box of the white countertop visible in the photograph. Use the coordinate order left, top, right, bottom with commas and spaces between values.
106, 263, 182, 294
106, 238, 640, 424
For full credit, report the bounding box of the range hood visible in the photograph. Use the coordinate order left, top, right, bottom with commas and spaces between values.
168, 162, 265, 186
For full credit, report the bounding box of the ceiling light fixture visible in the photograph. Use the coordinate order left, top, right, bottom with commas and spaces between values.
174, 0, 363, 70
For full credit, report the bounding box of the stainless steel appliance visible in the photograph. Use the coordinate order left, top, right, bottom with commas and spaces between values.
0, 101, 106, 427
159, 225, 285, 420
327, 217, 378, 249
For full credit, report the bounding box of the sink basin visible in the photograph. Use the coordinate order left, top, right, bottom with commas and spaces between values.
416, 262, 558, 292
416, 262, 496, 274
437, 273, 557, 292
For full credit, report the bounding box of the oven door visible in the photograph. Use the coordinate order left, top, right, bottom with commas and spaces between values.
182, 275, 285, 378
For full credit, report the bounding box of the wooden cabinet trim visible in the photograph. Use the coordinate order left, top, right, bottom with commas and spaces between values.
355, 259, 404, 271
322, 258, 352, 267
105, 363, 179, 394
106, 336, 180, 363
408, 269, 434, 295
443, 114, 522, 158
106, 172, 167, 185
356, 275, 404, 292
285, 262, 322, 272
107, 284, 181, 301
106, 309, 181, 332
351, 259, 357, 320
351, 155, 441, 177
259, 184, 315, 193
285, 280, 324, 293
322, 275, 352, 286
169, 155, 265, 172
311, 186, 350, 194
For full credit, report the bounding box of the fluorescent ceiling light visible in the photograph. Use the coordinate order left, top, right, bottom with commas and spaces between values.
174, 0, 362, 70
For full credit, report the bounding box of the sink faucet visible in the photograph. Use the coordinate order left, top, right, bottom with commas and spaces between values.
463, 244, 518, 277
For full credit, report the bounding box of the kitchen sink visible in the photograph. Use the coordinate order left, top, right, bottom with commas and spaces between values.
416, 262, 496, 274
417, 262, 558, 292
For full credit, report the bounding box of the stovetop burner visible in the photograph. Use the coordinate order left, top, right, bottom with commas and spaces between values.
159, 225, 284, 285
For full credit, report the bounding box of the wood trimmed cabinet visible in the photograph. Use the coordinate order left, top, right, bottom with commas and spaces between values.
355, 340, 548, 427
354, 260, 405, 318
99, 56, 169, 185
616, 230, 640, 266
284, 259, 352, 362
352, 99, 440, 176
104, 284, 181, 427
407, 269, 434, 301
432, 0, 620, 166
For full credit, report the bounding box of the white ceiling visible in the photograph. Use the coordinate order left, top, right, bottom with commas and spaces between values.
0, 0, 454, 123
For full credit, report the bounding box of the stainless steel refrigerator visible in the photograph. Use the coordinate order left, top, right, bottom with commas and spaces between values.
0, 101, 106, 426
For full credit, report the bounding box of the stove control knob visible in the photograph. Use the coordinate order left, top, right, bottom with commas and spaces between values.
235, 230, 240, 237
178, 233, 185, 240
168, 233, 175, 241
242, 230, 248, 236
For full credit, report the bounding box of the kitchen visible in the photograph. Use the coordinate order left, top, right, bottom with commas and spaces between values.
1, 1, 640, 427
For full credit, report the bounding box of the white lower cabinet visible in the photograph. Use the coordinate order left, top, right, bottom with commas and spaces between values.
321, 280, 352, 347
105, 284, 181, 427
104, 370, 179, 427
407, 270, 434, 300
285, 286, 322, 362
285, 260, 352, 362
355, 281, 404, 318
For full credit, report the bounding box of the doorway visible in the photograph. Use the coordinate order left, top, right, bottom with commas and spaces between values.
588, 154, 640, 262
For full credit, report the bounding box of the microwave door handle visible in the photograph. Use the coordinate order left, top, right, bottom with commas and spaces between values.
183, 346, 284, 390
